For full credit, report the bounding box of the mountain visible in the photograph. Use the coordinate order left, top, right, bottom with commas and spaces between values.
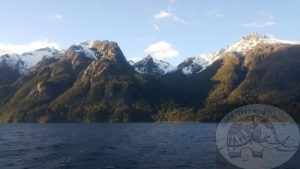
0, 47, 62, 73
221, 33, 300, 54
163, 33, 300, 121
0, 47, 62, 85
0, 54, 22, 85
128, 60, 135, 65
133, 55, 175, 77
197, 33, 300, 121
176, 53, 219, 75
0, 40, 186, 122
174, 33, 300, 76
0, 33, 300, 123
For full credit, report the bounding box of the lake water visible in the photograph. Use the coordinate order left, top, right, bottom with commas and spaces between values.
0, 123, 299, 169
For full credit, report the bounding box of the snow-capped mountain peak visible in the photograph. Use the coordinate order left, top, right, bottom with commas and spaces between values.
72, 40, 126, 63
177, 33, 300, 75
20, 47, 62, 69
223, 33, 300, 54
128, 60, 135, 65
72, 41, 99, 60
0, 47, 63, 74
81, 40, 95, 48
0, 54, 21, 69
133, 55, 176, 77
177, 52, 220, 75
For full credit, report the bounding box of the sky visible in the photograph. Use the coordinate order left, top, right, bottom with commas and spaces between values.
0, 0, 299, 65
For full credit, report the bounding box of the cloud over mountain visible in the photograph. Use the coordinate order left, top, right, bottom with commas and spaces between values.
0, 40, 59, 55
145, 41, 179, 59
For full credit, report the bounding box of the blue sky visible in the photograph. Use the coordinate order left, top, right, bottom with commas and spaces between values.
0, 0, 299, 65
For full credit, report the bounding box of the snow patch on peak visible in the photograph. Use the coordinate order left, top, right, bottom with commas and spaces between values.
73, 41, 98, 60
223, 33, 300, 54
264, 38, 300, 45
128, 60, 135, 65
20, 48, 62, 73
0, 54, 21, 68
80, 40, 96, 48
134, 55, 176, 76
179, 53, 220, 75
0, 47, 63, 74
181, 65, 194, 75
195, 53, 220, 70
152, 57, 176, 74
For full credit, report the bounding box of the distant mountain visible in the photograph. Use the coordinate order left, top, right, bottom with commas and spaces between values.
133, 55, 175, 77
128, 60, 135, 65
0, 47, 62, 73
0, 47, 62, 85
176, 53, 219, 75
0, 33, 300, 123
221, 33, 300, 54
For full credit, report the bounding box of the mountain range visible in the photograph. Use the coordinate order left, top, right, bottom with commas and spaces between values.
1, 33, 300, 122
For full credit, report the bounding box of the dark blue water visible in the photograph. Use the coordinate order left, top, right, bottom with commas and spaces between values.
0, 123, 299, 169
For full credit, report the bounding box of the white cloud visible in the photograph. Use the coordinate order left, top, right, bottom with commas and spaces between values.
154, 10, 172, 20
206, 10, 224, 19
260, 11, 274, 19
153, 10, 187, 24
48, 14, 63, 20
151, 0, 192, 30
243, 11, 276, 28
243, 21, 276, 28
145, 41, 179, 59
0, 40, 60, 55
